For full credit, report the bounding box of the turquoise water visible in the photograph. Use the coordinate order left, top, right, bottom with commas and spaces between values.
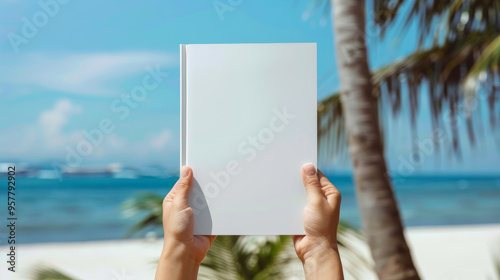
3, 174, 500, 244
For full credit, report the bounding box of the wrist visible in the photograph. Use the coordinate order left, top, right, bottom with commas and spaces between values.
157, 242, 200, 280
302, 249, 343, 280
302, 245, 339, 266
162, 241, 201, 267
300, 239, 343, 280
300, 237, 338, 263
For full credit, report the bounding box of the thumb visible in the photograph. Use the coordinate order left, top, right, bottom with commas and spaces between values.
173, 166, 193, 206
301, 163, 325, 205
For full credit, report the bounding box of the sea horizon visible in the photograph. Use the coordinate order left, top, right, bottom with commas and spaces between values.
4, 173, 499, 244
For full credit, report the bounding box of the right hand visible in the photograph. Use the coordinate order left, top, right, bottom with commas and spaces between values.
293, 163, 344, 279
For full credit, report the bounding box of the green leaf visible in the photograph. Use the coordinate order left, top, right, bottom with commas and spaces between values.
32, 267, 77, 280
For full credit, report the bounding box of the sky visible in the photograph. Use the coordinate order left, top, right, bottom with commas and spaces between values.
0, 0, 498, 174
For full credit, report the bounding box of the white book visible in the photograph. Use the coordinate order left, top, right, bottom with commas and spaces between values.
180, 43, 317, 235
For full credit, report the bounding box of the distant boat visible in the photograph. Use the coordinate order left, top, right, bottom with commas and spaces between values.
63, 168, 113, 177
0, 169, 36, 177
112, 168, 139, 179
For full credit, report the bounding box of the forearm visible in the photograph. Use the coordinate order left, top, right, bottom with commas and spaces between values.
302, 248, 344, 280
155, 245, 200, 280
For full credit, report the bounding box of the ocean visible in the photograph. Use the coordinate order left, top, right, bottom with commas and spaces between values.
4, 174, 500, 244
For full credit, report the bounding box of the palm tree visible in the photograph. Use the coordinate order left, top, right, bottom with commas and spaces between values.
315, 0, 500, 278
324, 0, 422, 279
319, 0, 500, 161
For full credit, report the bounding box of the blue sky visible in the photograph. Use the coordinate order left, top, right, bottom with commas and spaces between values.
0, 0, 498, 174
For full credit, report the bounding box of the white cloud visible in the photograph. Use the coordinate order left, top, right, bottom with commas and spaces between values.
0, 99, 83, 157
0, 51, 177, 96
38, 99, 82, 147
0, 99, 177, 165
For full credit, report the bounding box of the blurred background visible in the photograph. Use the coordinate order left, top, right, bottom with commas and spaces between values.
0, 0, 499, 279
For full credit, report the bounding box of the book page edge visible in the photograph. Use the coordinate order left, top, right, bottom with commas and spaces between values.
180, 44, 187, 169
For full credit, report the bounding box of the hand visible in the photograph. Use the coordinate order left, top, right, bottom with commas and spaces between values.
155, 166, 216, 280
293, 163, 344, 280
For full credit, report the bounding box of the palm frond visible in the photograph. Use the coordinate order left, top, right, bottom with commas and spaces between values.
318, 31, 500, 164
337, 221, 374, 279
373, 0, 500, 47
466, 35, 500, 81
121, 192, 163, 237
199, 223, 372, 280
199, 235, 302, 280
374, 32, 500, 153
464, 34, 500, 113
199, 236, 241, 280
122, 193, 372, 278
371, 0, 500, 140
251, 236, 298, 280
32, 267, 77, 280
318, 93, 347, 167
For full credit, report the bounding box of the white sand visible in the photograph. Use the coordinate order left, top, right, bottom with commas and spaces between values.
406, 224, 500, 280
1, 224, 499, 280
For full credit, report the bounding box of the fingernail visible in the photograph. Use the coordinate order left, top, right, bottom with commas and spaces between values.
303, 163, 316, 176
180, 166, 189, 178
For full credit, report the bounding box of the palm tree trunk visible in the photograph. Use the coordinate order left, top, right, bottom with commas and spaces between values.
330, 0, 420, 279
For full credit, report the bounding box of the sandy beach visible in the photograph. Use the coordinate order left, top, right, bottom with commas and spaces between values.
1, 224, 500, 280
407, 224, 500, 280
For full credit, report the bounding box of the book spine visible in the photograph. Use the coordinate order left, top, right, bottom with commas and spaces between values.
180, 45, 187, 168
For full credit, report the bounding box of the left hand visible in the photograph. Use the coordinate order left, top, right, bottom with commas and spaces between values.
156, 166, 216, 280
